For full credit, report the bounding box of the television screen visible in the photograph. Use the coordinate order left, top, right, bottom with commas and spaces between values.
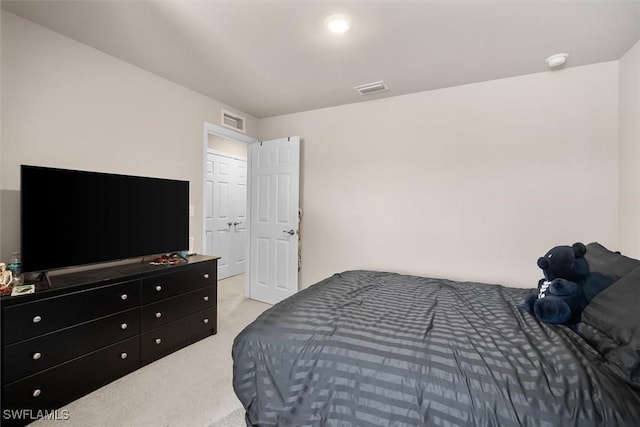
21, 165, 189, 273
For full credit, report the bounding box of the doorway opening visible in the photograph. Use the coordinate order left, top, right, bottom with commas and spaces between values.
206, 147, 247, 280
202, 122, 256, 293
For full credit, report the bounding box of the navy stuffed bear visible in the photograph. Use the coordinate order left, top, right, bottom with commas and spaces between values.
521, 242, 613, 325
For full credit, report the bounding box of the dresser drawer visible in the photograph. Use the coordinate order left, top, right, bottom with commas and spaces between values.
3, 308, 140, 384
2, 336, 140, 416
141, 307, 216, 362
141, 285, 215, 331
3, 280, 139, 345
141, 262, 215, 304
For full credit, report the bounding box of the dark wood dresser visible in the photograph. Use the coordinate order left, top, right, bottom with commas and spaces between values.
1, 256, 218, 426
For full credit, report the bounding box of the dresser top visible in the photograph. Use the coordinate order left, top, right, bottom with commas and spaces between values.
1, 255, 219, 306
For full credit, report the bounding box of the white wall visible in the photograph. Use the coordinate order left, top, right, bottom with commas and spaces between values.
0, 11, 257, 261
618, 39, 640, 258
0, 10, 4, 262
259, 62, 620, 289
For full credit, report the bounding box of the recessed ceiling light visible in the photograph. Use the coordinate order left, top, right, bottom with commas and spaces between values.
546, 53, 569, 68
325, 14, 351, 34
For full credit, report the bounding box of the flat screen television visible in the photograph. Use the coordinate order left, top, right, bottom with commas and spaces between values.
21, 165, 189, 274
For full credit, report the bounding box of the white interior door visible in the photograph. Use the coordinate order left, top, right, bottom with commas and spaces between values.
205, 152, 247, 280
231, 160, 247, 275
249, 137, 300, 304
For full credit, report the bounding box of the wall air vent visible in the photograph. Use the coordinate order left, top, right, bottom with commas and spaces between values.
221, 109, 246, 133
354, 81, 389, 95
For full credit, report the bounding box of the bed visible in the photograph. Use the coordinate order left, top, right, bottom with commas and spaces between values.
232, 243, 640, 426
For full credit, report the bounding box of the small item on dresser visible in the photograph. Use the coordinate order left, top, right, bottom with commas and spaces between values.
8, 252, 23, 286
11, 284, 35, 296
150, 253, 187, 266
0, 262, 13, 295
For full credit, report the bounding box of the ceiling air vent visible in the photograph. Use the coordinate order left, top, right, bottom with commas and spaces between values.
354, 81, 389, 95
221, 109, 245, 133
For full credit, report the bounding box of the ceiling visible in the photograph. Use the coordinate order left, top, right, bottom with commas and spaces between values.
2, 0, 639, 119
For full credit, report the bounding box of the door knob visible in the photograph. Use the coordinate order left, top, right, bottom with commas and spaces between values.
283, 229, 295, 236
226, 222, 232, 231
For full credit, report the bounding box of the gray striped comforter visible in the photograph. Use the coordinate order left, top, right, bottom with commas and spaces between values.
232, 270, 640, 426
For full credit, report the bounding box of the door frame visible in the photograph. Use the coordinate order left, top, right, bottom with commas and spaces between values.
203, 122, 257, 297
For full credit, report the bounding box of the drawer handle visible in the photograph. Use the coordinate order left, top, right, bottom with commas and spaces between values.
203, 274, 209, 279
32, 315, 42, 323
155, 312, 162, 318
121, 323, 128, 330
203, 296, 209, 302
155, 285, 162, 292
155, 338, 162, 345
32, 352, 42, 360
203, 318, 209, 324
121, 352, 128, 359
121, 294, 128, 301
32, 389, 42, 398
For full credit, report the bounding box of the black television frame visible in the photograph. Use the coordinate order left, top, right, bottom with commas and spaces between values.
20, 165, 189, 276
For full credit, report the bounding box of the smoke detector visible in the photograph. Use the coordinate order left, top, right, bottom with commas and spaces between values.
354, 81, 389, 95
546, 53, 569, 68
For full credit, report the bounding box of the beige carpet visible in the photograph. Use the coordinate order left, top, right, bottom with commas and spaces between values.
209, 407, 245, 427
29, 274, 270, 427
